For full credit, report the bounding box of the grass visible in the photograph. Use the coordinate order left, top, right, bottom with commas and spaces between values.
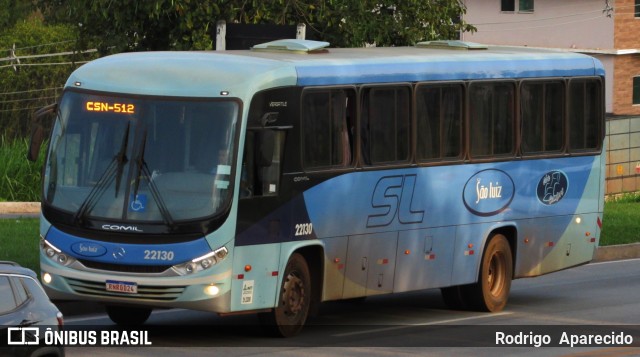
0, 136, 45, 202
601, 193, 640, 246
0, 199, 637, 276
0, 218, 40, 274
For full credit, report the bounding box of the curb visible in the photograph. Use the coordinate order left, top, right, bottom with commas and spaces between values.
593, 242, 640, 262
0, 202, 40, 214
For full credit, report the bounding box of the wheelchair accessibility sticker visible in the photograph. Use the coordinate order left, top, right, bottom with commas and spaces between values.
129, 194, 147, 212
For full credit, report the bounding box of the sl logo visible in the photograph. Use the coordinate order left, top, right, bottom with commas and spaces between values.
367, 174, 425, 228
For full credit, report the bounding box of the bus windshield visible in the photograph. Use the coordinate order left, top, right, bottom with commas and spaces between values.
43, 90, 239, 224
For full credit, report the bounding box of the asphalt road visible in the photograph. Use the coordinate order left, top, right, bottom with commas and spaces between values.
60, 257, 640, 356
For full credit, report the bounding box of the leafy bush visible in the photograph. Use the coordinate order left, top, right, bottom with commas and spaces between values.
0, 136, 45, 202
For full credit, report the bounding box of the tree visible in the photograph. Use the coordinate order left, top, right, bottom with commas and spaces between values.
0, 16, 97, 138
0, 0, 33, 29
41, 0, 475, 53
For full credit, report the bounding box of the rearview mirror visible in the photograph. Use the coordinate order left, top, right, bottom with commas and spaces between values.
27, 103, 57, 162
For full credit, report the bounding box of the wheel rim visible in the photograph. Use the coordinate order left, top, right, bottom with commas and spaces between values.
487, 251, 505, 297
282, 271, 305, 317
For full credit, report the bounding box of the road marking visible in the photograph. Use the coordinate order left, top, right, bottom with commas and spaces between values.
332, 311, 513, 337
590, 257, 640, 265
560, 347, 640, 357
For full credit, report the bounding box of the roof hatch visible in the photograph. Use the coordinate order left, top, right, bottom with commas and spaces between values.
416, 40, 488, 50
251, 39, 330, 54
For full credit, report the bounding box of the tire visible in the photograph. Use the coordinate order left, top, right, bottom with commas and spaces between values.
106, 305, 152, 325
463, 234, 513, 312
259, 253, 311, 337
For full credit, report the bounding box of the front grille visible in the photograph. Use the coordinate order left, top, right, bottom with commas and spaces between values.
79, 259, 171, 274
66, 277, 185, 301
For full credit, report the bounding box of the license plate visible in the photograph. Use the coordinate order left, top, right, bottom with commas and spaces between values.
106, 280, 138, 294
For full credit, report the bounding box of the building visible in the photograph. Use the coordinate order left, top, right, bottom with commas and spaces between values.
461, 0, 640, 193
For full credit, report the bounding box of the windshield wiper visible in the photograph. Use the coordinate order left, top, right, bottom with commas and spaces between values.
73, 122, 130, 224
131, 126, 175, 229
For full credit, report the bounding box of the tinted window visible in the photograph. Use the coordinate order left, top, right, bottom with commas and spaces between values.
0, 276, 17, 314
302, 89, 355, 169
521, 81, 564, 154
416, 84, 463, 160
501, 0, 515, 11
10, 277, 29, 306
469, 82, 515, 157
361, 86, 411, 165
569, 79, 602, 151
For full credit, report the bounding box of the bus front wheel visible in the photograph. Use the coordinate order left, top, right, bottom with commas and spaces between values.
259, 253, 311, 337
106, 305, 152, 325
464, 234, 513, 312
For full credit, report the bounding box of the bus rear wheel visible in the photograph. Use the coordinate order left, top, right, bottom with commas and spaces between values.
464, 234, 513, 312
259, 253, 311, 337
106, 305, 152, 325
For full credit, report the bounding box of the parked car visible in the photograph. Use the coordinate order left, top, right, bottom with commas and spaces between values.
0, 261, 64, 357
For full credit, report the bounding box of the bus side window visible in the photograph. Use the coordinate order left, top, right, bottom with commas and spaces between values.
568, 79, 602, 152
416, 84, 463, 161
361, 86, 411, 165
469, 82, 515, 158
301, 88, 355, 170
240, 130, 285, 198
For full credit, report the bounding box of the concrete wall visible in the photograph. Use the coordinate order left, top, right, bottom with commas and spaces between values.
461, 0, 614, 49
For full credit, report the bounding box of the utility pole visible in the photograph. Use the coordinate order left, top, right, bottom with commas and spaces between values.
10, 43, 20, 72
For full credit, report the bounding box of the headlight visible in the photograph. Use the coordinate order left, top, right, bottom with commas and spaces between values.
172, 246, 228, 276
40, 237, 76, 267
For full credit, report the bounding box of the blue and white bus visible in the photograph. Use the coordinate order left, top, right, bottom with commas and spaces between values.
30, 40, 605, 337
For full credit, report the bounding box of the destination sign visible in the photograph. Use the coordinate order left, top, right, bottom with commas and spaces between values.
85, 101, 135, 114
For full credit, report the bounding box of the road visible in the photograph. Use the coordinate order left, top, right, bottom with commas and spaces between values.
63, 258, 640, 356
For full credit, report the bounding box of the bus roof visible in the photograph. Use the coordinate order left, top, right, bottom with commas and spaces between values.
237, 45, 604, 86
67, 45, 604, 97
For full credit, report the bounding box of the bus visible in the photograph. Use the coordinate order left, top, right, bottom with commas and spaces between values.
29, 39, 605, 337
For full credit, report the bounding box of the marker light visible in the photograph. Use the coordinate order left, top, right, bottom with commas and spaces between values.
43, 272, 52, 284
204, 285, 220, 296
575, 217, 582, 224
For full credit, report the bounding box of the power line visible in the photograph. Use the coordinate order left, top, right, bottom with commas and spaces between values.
0, 40, 75, 53
0, 96, 58, 104
474, 14, 609, 32
0, 87, 63, 96
0, 105, 50, 113
0, 49, 97, 63
472, 8, 606, 26
0, 60, 90, 69
470, 3, 636, 30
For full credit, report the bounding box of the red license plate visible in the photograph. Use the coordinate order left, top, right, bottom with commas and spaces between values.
105, 280, 138, 294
